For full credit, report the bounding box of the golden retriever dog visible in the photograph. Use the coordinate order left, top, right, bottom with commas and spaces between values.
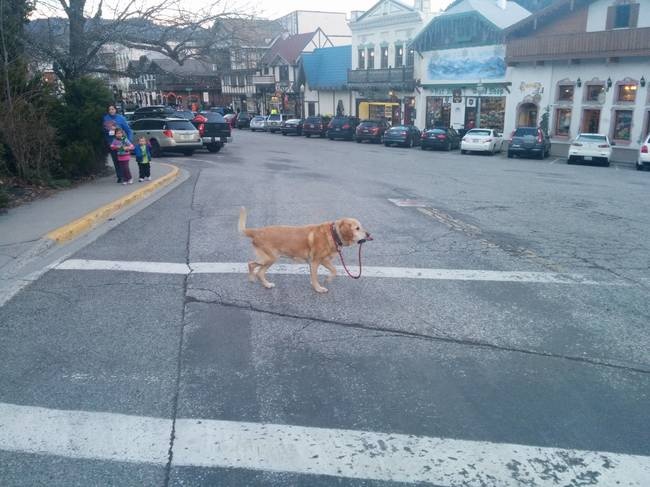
238, 207, 372, 293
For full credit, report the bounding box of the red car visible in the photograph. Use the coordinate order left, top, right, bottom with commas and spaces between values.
355, 119, 390, 144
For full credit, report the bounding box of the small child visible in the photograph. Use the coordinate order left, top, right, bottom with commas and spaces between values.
110, 128, 134, 184
133, 136, 153, 182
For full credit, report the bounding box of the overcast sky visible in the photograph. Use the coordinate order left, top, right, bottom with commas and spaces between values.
255, 0, 452, 19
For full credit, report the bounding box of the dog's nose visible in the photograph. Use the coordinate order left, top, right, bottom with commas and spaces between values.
365, 232, 373, 241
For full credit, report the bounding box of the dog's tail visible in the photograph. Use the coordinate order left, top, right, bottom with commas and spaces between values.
238, 207, 253, 237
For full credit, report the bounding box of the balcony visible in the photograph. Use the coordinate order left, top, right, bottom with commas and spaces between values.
506, 27, 650, 63
251, 74, 275, 87
347, 66, 415, 91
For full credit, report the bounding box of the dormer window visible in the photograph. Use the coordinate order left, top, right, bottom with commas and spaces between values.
615, 3, 631, 27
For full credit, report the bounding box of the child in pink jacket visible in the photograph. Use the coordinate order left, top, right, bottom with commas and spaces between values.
110, 128, 135, 184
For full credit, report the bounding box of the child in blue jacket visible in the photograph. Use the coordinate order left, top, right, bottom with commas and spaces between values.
133, 136, 153, 182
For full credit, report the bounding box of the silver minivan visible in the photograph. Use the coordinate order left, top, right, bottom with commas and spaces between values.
266, 113, 295, 133
130, 117, 202, 156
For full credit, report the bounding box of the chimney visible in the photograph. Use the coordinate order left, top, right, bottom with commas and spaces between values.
497, 0, 507, 9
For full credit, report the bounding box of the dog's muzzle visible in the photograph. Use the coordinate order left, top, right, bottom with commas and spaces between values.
358, 233, 373, 244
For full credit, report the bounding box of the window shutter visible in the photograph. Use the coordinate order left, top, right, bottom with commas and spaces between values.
629, 3, 640, 28
606, 5, 615, 29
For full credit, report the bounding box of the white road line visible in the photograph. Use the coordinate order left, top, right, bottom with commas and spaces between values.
53, 259, 609, 285
0, 402, 648, 485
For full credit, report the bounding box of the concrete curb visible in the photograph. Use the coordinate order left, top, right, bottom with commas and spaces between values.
45, 163, 179, 244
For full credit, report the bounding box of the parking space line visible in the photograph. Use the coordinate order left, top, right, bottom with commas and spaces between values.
1, 401, 648, 484
54, 259, 620, 285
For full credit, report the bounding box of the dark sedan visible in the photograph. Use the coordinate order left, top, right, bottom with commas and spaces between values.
327, 116, 360, 141
421, 127, 461, 151
383, 125, 421, 148
281, 118, 303, 136
236, 112, 253, 129
302, 116, 331, 137
355, 120, 390, 144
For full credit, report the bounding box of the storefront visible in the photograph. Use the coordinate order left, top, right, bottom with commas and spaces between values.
356, 100, 401, 124
421, 86, 506, 131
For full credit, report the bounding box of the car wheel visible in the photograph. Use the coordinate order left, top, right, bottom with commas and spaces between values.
328, 137, 334, 140
461, 149, 467, 154
251, 128, 255, 132
445, 142, 451, 151
567, 156, 574, 164
636, 161, 644, 171
537, 150, 545, 160
421, 145, 427, 151
207, 144, 221, 153
507, 151, 513, 159
603, 159, 610, 167
183, 150, 194, 156
356, 138, 362, 143
150, 139, 162, 157
408, 137, 414, 148
282, 132, 287, 136
384, 142, 390, 147
305, 134, 310, 138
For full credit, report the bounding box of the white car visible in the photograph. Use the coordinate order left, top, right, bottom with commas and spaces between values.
636, 134, 650, 171
250, 116, 268, 132
567, 133, 613, 167
461, 129, 503, 155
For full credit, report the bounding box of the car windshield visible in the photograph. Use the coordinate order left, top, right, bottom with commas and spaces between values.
331, 118, 351, 126
467, 130, 491, 136
577, 134, 607, 142
196, 113, 226, 123
428, 129, 446, 134
305, 117, 322, 123
252, 116, 265, 122
268, 115, 281, 121
359, 121, 379, 128
165, 120, 196, 130
174, 111, 194, 120
514, 128, 538, 136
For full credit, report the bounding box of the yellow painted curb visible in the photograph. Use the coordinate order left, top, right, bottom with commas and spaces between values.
46, 163, 180, 244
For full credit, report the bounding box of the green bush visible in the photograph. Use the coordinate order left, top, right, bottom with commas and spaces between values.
49, 77, 113, 179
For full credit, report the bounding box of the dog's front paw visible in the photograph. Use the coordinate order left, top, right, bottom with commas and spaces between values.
314, 285, 328, 293
263, 282, 276, 289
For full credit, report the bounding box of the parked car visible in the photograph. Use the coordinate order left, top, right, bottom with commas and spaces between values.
173, 110, 196, 120
224, 113, 237, 129
302, 116, 332, 137
383, 125, 421, 148
461, 128, 503, 154
130, 117, 202, 156
250, 115, 268, 132
132, 105, 176, 121
355, 120, 390, 144
327, 116, 360, 141
507, 126, 550, 159
567, 133, 613, 166
637, 133, 650, 171
236, 112, 254, 129
209, 106, 234, 116
266, 113, 295, 133
192, 112, 232, 153
281, 118, 303, 136
421, 127, 461, 151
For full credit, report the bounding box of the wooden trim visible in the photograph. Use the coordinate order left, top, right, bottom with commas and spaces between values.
630, 3, 640, 28
606, 5, 615, 30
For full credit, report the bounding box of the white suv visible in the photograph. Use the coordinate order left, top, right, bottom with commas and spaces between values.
567, 133, 613, 167
637, 134, 650, 171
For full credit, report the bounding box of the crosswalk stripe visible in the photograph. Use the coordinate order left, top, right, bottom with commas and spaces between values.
1, 402, 648, 485
54, 259, 616, 285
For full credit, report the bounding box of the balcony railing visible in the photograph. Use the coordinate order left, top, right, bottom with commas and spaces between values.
506, 27, 650, 62
251, 74, 275, 86
347, 66, 415, 90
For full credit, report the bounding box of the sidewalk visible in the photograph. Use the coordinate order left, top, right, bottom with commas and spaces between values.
0, 159, 180, 304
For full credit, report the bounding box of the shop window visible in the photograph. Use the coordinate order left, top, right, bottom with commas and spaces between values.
279, 65, 289, 82
426, 96, 451, 129
381, 46, 388, 69
367, 47, 375, 69
585, 84, 605, 102
358, 49, 365, 69
263, 67, 269, 75
308, 102, 316, 117
582, 109, 601, 133
612, 110, 633, 140
555, 108, 571, 136
478, 97, 506, 131
406, 48, 414, 66
617, 83, 637, 102
395, 45, 403, 67
557, 85, 574, 102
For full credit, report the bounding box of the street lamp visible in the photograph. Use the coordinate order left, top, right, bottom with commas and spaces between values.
475, 80, 487, 128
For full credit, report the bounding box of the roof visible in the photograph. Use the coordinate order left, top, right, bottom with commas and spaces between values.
148, 58, 217, 77
443, 0, 530, 29
353, 0, 416, 23
302, 45, 351, 90
261, 32, 316, 65
504, 0, 591, 34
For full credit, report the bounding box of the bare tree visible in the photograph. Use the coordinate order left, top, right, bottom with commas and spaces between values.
26, 0, 257, 84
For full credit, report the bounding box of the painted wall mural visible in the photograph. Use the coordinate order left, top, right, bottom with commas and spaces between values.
424, 45, 506, 82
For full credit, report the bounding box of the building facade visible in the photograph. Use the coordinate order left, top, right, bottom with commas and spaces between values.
504, 0, 650, 159
347, 0, 431, 124
411, 0, 530, 131
301, 46, 353, 117
277, 10, 352, 46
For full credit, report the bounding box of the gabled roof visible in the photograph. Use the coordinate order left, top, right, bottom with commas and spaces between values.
302, 45, 351, 90
443, 0, 530, 29
353, 0, 416, 23
504, 0, 592, 35
147, 58, 217, 77
261, 32, 318, 65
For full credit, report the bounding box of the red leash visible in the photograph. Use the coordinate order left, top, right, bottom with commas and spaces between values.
330, 223, 365, 279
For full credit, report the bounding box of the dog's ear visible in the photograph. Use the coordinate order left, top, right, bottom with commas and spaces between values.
338, 219, 354, 245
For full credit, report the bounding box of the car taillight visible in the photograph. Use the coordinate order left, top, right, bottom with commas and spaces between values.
508, 130, 515, 144
421, 133, 427, 139
371, 127, 380, 134
537, 133, 543, 143
642, 145, 648, 153
198, 123, 205, 137
598, 144, 610, 148
163, 129, 173, 138
342, 124, 350, 129
436, 134, 446, 139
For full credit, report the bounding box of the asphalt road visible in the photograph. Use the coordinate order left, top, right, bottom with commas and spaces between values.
1, 130, 649, 486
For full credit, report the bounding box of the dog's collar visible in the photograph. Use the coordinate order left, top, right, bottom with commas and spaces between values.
330, 222, 343, 249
